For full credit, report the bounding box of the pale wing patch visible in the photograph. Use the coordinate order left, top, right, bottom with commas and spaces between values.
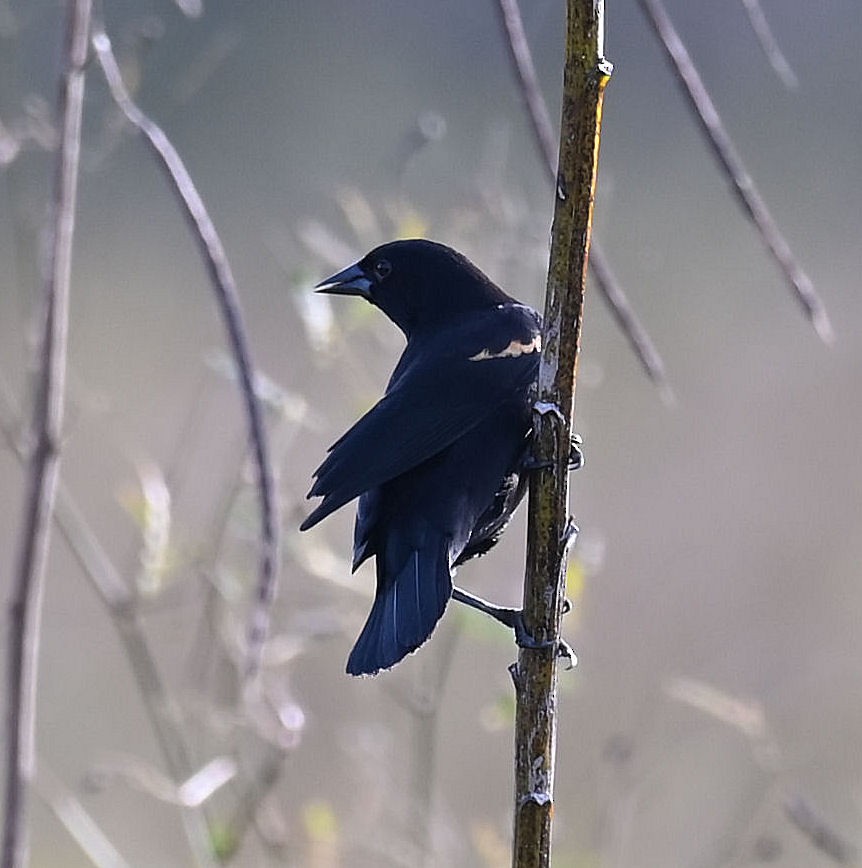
469, 334, 541, 362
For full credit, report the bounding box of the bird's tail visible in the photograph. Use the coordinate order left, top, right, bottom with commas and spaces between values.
346, 538, 452, 676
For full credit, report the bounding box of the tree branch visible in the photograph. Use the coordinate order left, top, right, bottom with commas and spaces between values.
34, 760, 132, 868
0, 385, 223, 868
495, 0, 671, 399
512, 1, 611, 865
639, 0, 831, 343
740, 0, 798, 90
2, 1, 92, 865
90, 26, 281, 684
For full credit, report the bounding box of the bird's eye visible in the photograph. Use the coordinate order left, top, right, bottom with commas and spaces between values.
373, 259, 392, 281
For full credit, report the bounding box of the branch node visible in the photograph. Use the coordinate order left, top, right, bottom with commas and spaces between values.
556, 177, 567, 202
519, 791, 552, 808
560, 516, 579, 553
533, 400, 566, 422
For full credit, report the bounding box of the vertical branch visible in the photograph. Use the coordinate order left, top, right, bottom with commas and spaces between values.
2, 1, 92, 866
512, 1, 611, 866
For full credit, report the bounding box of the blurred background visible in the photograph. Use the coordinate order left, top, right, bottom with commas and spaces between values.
1, 0, 860, 865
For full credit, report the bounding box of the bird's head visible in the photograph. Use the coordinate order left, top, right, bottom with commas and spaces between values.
315, 239, 513, 337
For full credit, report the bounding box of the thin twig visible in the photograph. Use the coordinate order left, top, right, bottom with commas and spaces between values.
34, 760, 132, 868
91, 26, 281, 683
0, 386, 219, 867
512, 1, 611, 864
2, 2, 91, 865
495, 0, 558, 174
495, 0, 671, 397
783, 794, 857, 864
223, 748, 285, 858
408, 624, 461, 868
589, 250, 673, 404
57, 495, 222, 866
740, 0, 799, 90
86, 754, 237, 808
639, 0, 832, 343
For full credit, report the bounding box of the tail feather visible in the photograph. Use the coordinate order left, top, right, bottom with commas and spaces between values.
346, 539, 452, 676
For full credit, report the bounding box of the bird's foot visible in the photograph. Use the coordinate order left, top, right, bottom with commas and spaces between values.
569, 433, 584, 471
520, 452, 552, 472
451, 586, 576, 668
511, 611, 577, 668
522, 433, 584, 472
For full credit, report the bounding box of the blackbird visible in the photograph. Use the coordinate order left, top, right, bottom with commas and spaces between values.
301, 239, 575, 675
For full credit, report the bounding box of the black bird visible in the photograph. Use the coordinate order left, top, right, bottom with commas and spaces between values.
301, 239, 550, 676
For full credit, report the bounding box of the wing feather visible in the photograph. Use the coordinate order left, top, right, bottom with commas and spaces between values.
300, 307, 539, 531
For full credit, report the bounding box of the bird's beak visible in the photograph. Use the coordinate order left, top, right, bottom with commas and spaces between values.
315, 263, 372, 299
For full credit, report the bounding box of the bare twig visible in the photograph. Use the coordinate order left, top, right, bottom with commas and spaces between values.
86, 754, 237, 808
34, 761, 132, 868
639, 0, 832, 343
783, 794, 857, 864
665, 676, 855, 865
91, 26, 281, 683
0, 385, 219, 867
223, 748, 285, 857
740, 0, 799, 90
588, 249, 673, 403
407, 625, 461, 868
495, 0, 558, 174
2, 2, 91, 865
55, 495, 222, 867
512, 1, 611, 864
495, 0, 671, 397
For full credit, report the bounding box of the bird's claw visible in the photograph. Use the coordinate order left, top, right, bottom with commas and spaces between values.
512, 612, 547, 650
521, 453, 553, 472
523, 434, 584, 473
451, 589, 575, 667
512, 611, 577, 669
557, 638, 577, 670
569, 433, 584, 471
561, 517, 579, 552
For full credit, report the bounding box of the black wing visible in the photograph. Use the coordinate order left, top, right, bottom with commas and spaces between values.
300, 306, 539, 531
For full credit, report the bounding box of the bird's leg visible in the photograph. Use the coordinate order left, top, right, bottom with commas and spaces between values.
451, 586, 520, 629
452, 516, 580, 666
521, 433, 585, 472
451, 586, 575, 667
